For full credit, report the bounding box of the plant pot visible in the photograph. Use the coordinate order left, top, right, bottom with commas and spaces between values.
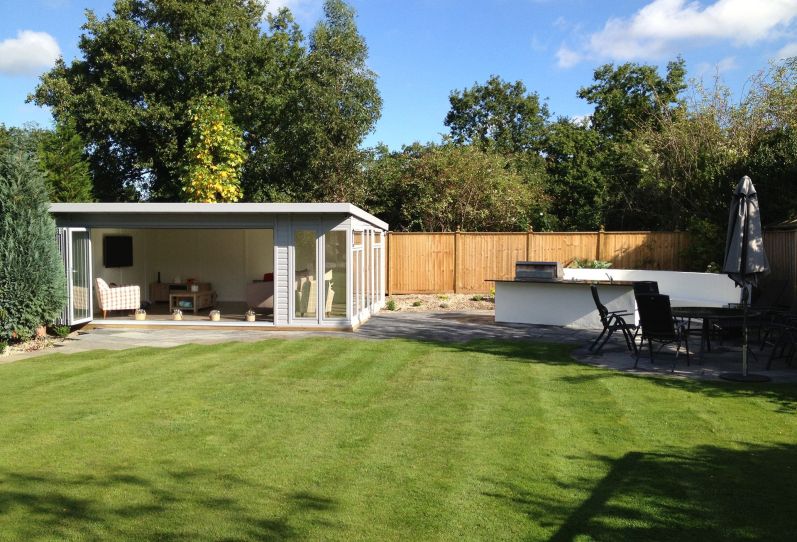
172, 310, 183, 321
210, 310, 221, 322
245, 314, 256, 322
134, 311, 147, 321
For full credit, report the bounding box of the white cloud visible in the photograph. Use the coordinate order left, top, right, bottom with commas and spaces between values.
262, 0, 322, 22
556, 45, 582, 68
0, 30, 60, 76
557, 0, 797, 67
777, 41, 797, 58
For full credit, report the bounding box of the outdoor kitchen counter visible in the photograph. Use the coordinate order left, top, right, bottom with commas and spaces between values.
490, 278, 637, 286
490, 278, 636, 329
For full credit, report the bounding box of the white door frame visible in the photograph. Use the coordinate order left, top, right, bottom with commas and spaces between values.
62, 227, 93, 325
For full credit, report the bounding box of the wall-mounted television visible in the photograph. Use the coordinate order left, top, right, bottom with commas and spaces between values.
103, 235, 133, 268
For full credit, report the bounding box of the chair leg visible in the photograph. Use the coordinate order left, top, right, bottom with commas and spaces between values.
634, 336, 644, 368
648, 338, 654, 363
589, 327, 607, 352
595, 328, 615, 354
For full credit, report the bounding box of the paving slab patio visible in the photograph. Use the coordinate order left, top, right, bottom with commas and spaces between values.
4, 310, 796, 382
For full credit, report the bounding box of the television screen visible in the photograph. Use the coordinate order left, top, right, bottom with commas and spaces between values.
103, 235, 133, 267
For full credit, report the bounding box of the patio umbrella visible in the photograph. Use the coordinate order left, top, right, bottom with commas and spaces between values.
721, 175, 770, 382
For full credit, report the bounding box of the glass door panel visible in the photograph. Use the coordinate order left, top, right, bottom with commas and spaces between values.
324, 231, 347, 318
69, 229, 93, 324
294, 229, 317, 319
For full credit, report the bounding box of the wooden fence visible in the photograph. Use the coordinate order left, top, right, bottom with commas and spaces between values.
763, 229, 797, 302
386, 231, 691, 294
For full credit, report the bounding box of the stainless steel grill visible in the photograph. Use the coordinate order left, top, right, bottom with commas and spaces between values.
515, 261, 563, 280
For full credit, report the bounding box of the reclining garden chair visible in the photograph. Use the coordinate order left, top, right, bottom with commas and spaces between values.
634, 293, 690, 371
589, 285, 637, 355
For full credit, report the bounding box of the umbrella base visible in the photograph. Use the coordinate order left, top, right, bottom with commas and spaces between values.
720, 372, 771, 383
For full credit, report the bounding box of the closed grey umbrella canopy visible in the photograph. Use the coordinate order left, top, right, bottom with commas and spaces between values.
722, 176, 769, 288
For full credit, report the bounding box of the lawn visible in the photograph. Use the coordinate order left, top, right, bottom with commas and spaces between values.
1, 338, 796, 541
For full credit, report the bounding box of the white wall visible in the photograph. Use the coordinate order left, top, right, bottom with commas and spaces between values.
92, 228, 273, 304
563, 268, 741, 307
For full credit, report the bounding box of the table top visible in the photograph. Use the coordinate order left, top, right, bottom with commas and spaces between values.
671, 306, 757, 319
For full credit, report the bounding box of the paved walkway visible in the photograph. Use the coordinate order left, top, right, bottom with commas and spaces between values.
4, 311, 796, 382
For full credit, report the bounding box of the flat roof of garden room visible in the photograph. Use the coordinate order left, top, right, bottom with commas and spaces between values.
49, 202, 388, 230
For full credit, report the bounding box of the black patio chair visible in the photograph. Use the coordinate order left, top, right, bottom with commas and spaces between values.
632, 281, 659, 295
634, 293, 690, 371
588, 285, 637, 355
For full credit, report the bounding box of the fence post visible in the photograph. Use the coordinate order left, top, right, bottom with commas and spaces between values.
597, 226, 605, 261
526, 227, 533, 261
454, 229, 460, 293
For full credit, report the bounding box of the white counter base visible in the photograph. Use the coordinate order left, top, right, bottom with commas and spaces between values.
495, 281, 635, 330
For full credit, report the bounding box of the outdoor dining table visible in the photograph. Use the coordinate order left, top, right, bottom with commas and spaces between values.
671, 306, 760, 354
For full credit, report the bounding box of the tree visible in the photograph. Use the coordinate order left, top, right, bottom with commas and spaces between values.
578, 58, 686, 138
444, 75, 549, 154
575, 59, 688, 229
38, 119, 94, 202
31, 0, 305, 201
364, 143, 548, 232
245, 0, 381, 202
181, 96, 245, 202
32, 0, 380, 204
0, 139, 67, 341
542, 118, 607, 230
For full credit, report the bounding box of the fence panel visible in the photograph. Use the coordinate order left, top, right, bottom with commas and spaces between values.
601, 232, 687, 270
456, 233, 527, 293
387, 233, 455, 294
528, 232, 599, 264
763, 230, 797, 303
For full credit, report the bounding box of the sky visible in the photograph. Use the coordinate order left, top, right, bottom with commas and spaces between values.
1, 0, 797, 150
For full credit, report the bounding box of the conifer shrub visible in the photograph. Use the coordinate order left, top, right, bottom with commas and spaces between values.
0, 147, 67, 341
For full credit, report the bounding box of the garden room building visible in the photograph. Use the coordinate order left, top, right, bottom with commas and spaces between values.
50, 203, 387, 330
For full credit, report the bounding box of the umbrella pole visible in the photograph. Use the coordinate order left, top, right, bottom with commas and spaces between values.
742, 285, 748, 378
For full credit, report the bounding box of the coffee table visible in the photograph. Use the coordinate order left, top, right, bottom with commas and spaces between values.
169, 290, 216, 315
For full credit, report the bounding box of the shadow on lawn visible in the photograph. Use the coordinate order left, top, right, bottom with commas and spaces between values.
482, 442, 797, 542
448, 339, 797, 414
0, 466, 336, 540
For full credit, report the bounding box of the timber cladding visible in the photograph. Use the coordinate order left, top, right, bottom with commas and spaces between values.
386, 231, 692, 294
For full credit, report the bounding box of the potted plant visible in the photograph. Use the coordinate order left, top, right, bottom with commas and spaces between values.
245, 309, 256, 322
172, 309, 183, 321
209, 310, 221, 322
134, 308, 147, 321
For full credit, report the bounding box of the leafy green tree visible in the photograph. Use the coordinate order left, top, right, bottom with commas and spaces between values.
31, 0, 305, 201
364, 143, 547, 231
578, 58, 686, 138
542, 118, 607, 230
0, 140, 67, 341
445, 75, 549, 154
181, 96, 245, 202
574, 59, 687, 229
38, 119, 94, 202
246, 0, 381, 202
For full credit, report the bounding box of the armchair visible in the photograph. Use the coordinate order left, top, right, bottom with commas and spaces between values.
95, 278, 141, 318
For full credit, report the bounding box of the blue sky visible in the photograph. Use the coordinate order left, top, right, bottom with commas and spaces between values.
1, 0, 797, 150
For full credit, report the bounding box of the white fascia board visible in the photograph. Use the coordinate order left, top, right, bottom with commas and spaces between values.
49, 202, 388, 231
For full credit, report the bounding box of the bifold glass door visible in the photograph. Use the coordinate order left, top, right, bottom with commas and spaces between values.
58, 228, 93, 325
292, 225, 347, 323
